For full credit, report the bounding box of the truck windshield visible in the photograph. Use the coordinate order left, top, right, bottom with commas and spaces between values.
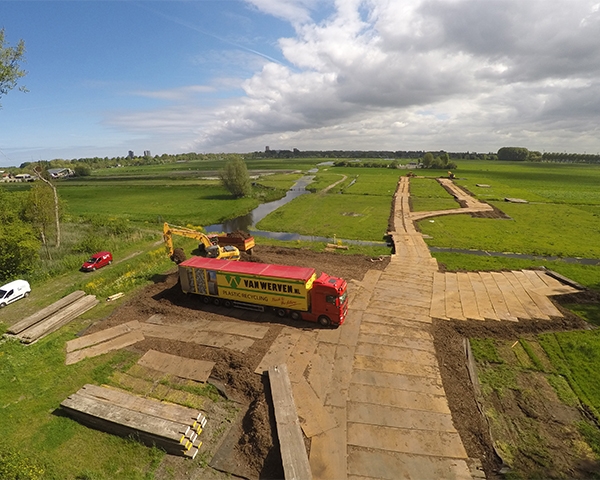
0, 290, 6, 299
339, 291, 348, 305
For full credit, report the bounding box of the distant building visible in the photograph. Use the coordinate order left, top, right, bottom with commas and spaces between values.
128, 150, 134, 159
144, 150, 151, 157
47, 168, 74, 179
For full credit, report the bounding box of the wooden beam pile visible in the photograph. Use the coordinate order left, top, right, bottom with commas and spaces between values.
61, 384, 206, 458
7, 291, 99, 344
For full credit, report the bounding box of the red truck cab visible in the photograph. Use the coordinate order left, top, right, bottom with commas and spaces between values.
303, 273, 348, 326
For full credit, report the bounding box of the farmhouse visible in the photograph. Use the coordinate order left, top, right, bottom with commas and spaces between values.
48, 168, 74, 178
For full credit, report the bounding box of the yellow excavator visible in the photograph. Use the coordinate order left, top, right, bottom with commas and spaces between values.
163, 223, 240, 263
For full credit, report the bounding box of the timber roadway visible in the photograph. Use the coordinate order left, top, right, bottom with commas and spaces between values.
307, 176, 482, 480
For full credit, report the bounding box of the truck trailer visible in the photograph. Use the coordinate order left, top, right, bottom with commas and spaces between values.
178, 257, 348, 326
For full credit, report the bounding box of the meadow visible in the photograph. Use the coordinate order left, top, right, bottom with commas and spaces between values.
1, 157, 600, 478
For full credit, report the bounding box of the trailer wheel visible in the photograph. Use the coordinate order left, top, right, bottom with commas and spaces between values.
213, 298, 221, 306
290, 311, 301, 321
202, 296, 211, 304
318, 315, 331, 327
224, 300, 232, 308
276, 308, 286, 318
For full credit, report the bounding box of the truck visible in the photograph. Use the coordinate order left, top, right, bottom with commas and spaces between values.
178, 257, 348, 326
163, 223, 240, 262
208, 232, 255, 254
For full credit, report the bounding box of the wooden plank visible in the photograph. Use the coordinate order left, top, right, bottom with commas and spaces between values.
491, 272, 529, 320
355, 343, 437, 367
456, 272, 484, 321
65, 330, 145, 365
513, 271, 564, 318
203, 320, 270, 339
522, 269, 548, 289
137, 350, 215, 383
359, 321, 433, 341
479, 272, 518, 322
467, 272, 497, 320
140, 323, 255, 353
325, 344, 355, 407
348, 385, 451, 414
18, 296, 99, 343
430, 272, 447, 320
287, 331, 318, 383
444, 273, 465, 320
8, 290, 85, 334
292, 378, 337, 438
503, 271, 549, 320
310, 406, 347, 480
77, 384, 204, 425
353, 355, 441, 380
306, 342, 336, 402
534, 270, 565, 289
268, 364, 312, 480
61, 393, 189, 442
347, 446, 472, 480
66, 320, 141, 353
255, 327, 302, 374
347, 423, 467, 459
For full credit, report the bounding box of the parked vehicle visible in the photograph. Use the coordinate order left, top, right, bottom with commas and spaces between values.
0, 280, 31, 308
81, 251, 113, 272
178, 257, 348, 326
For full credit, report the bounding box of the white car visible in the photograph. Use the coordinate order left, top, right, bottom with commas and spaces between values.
0, 280, 31, 308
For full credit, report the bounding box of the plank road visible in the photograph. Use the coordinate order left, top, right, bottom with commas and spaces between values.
65, 330, 145, 365
255, 327, 301, 374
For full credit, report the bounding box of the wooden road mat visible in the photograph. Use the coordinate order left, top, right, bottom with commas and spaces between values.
66, 320, 141, 353
137, 350, 215, 383
65, 330, 145, 365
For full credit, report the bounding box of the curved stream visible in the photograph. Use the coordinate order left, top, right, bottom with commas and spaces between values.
204, 174, 387, 247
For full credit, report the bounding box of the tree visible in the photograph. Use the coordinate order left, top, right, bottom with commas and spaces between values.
497, 147, 530, 161
23, 183, 57, 256
33, 166, 61, 248
422, 152, 434, 167
74, 164, 91, 177
0, 187, 39, 281
0, 28, 27, 107
219, 155, 251, 197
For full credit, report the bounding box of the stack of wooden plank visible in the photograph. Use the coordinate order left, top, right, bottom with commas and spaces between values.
61, 384, 207, 458
7, 291, 99, 344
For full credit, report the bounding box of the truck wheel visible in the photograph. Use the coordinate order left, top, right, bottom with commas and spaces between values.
290, 311, 301, 321
0, 302, 5, 308
276, 308, 286, 318
202, 296, 211, 304
318, 315, 331, 327
213, 298, 221, 306
224, 300, 232, 308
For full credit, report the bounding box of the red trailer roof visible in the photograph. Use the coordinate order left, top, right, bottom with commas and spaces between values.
180, 257, 316, 282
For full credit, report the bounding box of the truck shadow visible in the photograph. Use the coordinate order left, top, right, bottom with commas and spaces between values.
151, 283, 336, 330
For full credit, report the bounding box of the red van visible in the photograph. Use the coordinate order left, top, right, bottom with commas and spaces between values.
81, 251, 113, 272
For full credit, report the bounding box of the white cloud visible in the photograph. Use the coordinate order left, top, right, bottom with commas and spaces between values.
112, 0, 600, 155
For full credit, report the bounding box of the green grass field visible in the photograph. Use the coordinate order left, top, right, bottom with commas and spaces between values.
1, 157, 600, 479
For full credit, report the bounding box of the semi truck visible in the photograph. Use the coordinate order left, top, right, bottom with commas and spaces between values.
178, 257, 348, 326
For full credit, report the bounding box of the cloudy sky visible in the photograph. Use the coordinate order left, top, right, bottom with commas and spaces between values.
0, 0, 599, 166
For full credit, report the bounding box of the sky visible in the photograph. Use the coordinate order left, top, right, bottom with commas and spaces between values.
1, 0, 599, 167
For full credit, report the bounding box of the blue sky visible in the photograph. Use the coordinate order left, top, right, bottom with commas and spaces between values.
1, 0, 600, 166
